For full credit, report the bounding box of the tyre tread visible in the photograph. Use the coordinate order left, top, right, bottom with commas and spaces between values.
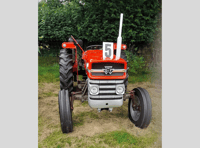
59, 49, 74, 93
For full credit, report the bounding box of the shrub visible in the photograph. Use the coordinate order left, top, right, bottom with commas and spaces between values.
38, 0, 160, 55
81, 0, 160, 47
38, 0, 83, 43
124, 50, 148, 75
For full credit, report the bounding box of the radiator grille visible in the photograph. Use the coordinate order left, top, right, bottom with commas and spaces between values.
88, 79, 124, 100
91, 72, 124, 76
91, 63, 125, 76
92, 63, 124, 69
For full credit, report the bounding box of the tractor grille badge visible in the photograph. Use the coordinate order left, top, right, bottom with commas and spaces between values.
103, 66, 114, 75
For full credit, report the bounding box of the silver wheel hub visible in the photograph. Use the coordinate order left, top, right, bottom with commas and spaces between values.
130, 96, 140, 121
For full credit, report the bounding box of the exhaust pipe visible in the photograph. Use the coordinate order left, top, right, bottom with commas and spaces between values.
116, 13, 123, 60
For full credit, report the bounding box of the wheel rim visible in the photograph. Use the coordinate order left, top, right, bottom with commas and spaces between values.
130, 96, 141, 121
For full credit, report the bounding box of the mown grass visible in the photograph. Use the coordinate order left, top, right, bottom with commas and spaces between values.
38, 91, 158, 148
73, 111, 99, 127
42, 92, 58, 97
97, 130, 157, 148
38, 115, 44, 138
39, 56, 59, 67
38, 57, 60, 83
39, 128, 157, 148
38, 130, 72, 148
81, 101, 88, 106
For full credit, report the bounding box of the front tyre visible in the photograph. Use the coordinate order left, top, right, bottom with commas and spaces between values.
128, 87, 152, 129
58, 89, 73, 133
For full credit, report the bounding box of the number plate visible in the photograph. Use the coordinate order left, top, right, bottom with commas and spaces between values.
103, 42, 113, 60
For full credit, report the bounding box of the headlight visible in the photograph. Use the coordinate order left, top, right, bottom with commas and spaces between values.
116, 85, 125, 94
89, 85, 99, 95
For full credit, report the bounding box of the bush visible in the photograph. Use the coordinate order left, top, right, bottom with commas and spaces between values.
124, 50, 148, 75
38, 0, 160, 54
38, 0, 83, 43
81, 0, 160, 47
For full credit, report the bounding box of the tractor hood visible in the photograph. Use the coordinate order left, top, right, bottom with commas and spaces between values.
82, 50, 127, 80
82, 50, 104, 61
82, 50, 127, 64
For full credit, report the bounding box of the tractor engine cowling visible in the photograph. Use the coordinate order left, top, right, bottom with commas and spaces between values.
82, 50, 128, 111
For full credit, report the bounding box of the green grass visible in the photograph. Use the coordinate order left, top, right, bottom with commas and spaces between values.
73, 111, 99, 127
38, 57, 60, 83
39, 129, 157, 148
128, 73, 151, 83
38, 56, 59, 67
98, 130, 137, 146
114, 106, 128, 118
38, 115, 44, 137
41, 92, 58, 97
81, 101, 88, 106
42, 92, 54, 97
97, 130, 157, 148
38, 130, 72, 148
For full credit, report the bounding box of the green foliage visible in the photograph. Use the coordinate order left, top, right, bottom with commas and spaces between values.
38, 0, 160, 53
125, 50, 148, 75
81, 0, 160, 46
38, 47, 41, 54
46, 0, 63, 8
38, 0, 83, 42
124, 50, 152, 83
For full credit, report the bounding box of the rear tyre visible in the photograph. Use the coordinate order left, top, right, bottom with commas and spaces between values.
58, 89, 73, 133
59, 49, 74, 93
128, 87, 152, 128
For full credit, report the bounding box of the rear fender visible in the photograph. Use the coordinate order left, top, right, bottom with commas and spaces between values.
62, 42, 76, 49
61, 42, 78, 77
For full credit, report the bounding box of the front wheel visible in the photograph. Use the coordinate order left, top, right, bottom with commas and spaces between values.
58, 89, 73, 133
128, 87, 152, 129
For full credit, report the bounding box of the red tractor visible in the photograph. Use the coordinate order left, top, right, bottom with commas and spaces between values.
58, 13, 152, 133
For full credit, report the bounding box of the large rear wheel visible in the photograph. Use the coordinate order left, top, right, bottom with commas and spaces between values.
59, 49, 74, 93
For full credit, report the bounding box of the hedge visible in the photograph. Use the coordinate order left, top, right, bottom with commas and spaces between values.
38, 0, 160, 54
